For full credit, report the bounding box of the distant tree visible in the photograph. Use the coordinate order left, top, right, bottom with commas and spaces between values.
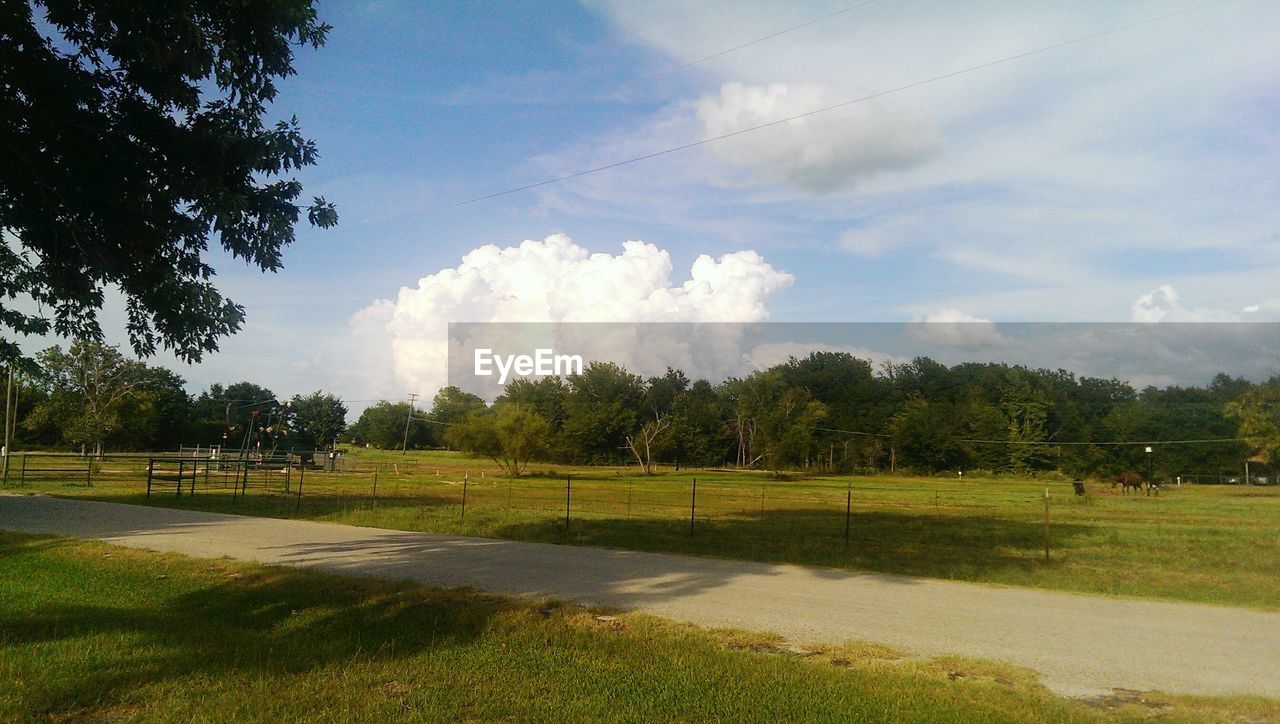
446, 404, 550, 477
1227, 378, 1280, 472
625, 369, 687, 474
426, 387, 487, 448
25, 341, 145, 456
1000, 376, 1052, 471
665, 379, 733, 468
890, 398, 966, 473
2, 373, 51, 450
0, 0, 337, 367
189, 382, 278, 450
114, 367, 193, 451
723, 372, 826, 471
561, 362, 645, 463
348, 400, 430, 450
285, 391, 348, 451
498, 376, 568, 457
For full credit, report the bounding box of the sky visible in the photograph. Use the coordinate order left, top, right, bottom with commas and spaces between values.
26, 0, 1280, 409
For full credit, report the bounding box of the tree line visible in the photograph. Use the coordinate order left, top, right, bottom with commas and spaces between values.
5, 341, 1276, 479
430, 355, 1264, 478
3, 342, 345, 458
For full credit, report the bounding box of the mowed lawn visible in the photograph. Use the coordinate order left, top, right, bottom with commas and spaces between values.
3, 532, 1277, 722
12, 448, 1280, 609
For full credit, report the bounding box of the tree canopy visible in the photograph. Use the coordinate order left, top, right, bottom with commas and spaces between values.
0, 341, 1267, 479
0, 0, 336, 366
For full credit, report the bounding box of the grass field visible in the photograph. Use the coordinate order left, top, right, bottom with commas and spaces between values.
7, 448, 1280, 609
3, 531, 1276, 722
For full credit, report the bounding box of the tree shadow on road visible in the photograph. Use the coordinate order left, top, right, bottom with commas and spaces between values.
489, 507, 1091, 583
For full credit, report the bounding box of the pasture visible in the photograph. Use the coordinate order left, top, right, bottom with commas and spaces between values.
4, 531, 1276, 722
6, 449, 1279, 609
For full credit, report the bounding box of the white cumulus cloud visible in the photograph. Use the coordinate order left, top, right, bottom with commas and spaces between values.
349, 233, 793, 398
1131, 285, 1239, 323
694, 82, 944, 194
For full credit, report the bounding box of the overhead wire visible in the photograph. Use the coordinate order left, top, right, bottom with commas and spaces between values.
638, 0, 880, 80
453, 0, 1229, 206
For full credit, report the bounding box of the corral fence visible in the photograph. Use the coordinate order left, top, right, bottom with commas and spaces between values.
143, 456, 299, 500
0, 450, 330, 491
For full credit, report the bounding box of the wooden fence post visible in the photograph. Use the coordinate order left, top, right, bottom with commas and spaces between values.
146, 458, 154, 498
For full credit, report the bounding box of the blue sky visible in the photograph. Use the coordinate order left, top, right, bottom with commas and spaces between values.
38, 0, 1280, 406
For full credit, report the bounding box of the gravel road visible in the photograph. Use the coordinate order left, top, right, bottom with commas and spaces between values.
2, 493, 1276, 699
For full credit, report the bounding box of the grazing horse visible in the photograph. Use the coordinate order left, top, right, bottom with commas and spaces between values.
1114, 472, 1144, 495
1146, 479, 1161, 496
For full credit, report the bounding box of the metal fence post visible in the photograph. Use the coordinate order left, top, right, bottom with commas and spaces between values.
294, 464, 304, 515
85, 456, 93, 487
844, 484, 852, 548
460, 470, 468, 522
146, 458, 154, 498
689, 477, 697, 535
176, 460, 184, 497
565, 474, 571, 529
1043, 487, 1050, 562
20, 454, 26, 484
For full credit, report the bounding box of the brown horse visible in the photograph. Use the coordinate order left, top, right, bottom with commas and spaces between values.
1113, 472, 1144, 495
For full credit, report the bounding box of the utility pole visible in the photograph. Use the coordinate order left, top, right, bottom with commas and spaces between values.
401, 392, 418, 454
3, 366, 12, 484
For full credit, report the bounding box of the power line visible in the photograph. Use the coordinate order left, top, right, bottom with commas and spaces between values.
814, 424, 1252, 447
453, 0, 1228, 207
812, 426, 890, 438
956, 436, 1251, 447
409, 415, 458, 426
639, 1, 879, 81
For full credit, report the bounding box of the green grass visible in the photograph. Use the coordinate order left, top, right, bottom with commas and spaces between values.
3, 531, 1276, 722
11, 448, 1280, 609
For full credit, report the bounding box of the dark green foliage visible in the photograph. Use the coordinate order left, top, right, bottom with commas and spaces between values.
424, 386, 486, 447
189, 382, 279, 449
348, 400, 428, 450
0, 0, 336, 365
20, 341, 190, 453
284, 390, 347, 451
445, 403, 550, 476
561, 362, 645, 464
0, 344, 1265, 474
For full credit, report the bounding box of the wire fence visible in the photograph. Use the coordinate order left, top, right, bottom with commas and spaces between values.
1, 451, 1262, 563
